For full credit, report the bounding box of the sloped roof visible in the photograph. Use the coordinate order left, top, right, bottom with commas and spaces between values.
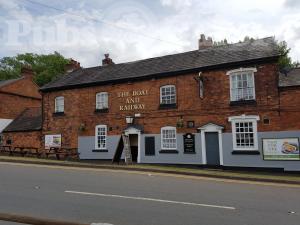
0, 78, 22, 89
3, 108, 42, 132
279, 68, 300, 87
41, 37, 280, 92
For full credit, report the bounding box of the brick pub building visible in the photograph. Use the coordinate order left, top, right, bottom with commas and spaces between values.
0, 66, 41, 145
40, 36, 300, 171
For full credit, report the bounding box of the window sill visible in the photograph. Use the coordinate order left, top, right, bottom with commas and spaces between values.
184, 151, 196, 154
92, 149, 108, 152
232, 150, 260, 155
53, 112, 65, 116
230, 100, 256, 106
158, 103, 177, 110
159, 149, 178, 154
95, 108, 109, 113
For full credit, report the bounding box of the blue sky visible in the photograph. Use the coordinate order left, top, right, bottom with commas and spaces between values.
0, 0, 300, 67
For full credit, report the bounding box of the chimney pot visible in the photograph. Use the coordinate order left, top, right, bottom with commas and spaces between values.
21, 65, 34, 80
199, 34, 213, 50
102, 53, 114, 66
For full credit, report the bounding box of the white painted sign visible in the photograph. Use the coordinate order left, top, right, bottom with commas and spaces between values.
263, 138, 300, 160
45, 134, 62, 149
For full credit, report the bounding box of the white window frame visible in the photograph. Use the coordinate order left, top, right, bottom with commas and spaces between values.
160, 85, 176, 105
161, 126, 177, 150
228, 115, 260, 151
95, 125, 107, 150
55, 96, 64, 113
96, 92, 108, 109
226, 68, 257, 102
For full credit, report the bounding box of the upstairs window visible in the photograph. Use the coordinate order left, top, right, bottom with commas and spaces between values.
160, 85, 176, 105
55, 96, 64, 113
161, 126, 177, 150
227, 68, 256, 102
95, 125, 107, 149
229, 115, 259, 150
96, 92, 108, 109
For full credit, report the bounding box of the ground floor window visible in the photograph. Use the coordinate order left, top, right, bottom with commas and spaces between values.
228, 115, 259, 150
95, 125, 107, 149
161, 126, 177, 149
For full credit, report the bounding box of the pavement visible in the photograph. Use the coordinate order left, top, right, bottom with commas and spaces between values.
0, 162, 299, 225
0, 156, 300, 185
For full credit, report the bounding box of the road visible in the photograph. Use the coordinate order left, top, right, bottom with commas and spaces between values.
0, 162, 299, 225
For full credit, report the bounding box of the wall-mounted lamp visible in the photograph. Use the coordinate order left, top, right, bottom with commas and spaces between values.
126, 116, 134, 124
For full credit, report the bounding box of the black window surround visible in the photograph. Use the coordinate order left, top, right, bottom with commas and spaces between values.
53, 111, 65, 116
92, 149, 108, 152
159, 149, 179, 154
158, 103, 177, 110
230, 99, 257, 106
232, 150, 260, 155
95, 108, 109, 113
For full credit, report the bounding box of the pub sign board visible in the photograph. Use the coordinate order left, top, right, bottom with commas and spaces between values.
262, 138, 300, 160
183, 133, 195, 153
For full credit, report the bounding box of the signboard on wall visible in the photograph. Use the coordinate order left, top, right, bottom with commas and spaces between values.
45, 134, 62, 149
183, 133, 195, 153
262, 138, 300, 160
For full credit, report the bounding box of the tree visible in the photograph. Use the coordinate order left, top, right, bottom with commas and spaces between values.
276, 40, 299, 70
0, 52, 70, 86
214, 36, 299, 69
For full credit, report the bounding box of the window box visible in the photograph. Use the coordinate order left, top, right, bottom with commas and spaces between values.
53, 112, 65, 116
232, 150, 260, 155
230, 100, 257, 106
159, 103, 177, 110
159, 150, 179, 154
92, 149, 108, 152
95, 108, 109, 113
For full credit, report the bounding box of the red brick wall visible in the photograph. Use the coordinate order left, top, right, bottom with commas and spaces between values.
0, 77, 41, 119
0, 93, 41, 119
2, 131, 42, 149
42, 62, 300, 148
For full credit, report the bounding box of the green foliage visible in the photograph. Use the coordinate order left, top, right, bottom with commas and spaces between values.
0, 52, 70, 86
276, 40, 299, 70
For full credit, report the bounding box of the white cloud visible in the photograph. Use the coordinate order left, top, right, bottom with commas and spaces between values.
0, 0, 299, 67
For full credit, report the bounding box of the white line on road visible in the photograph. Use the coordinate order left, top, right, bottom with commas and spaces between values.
65, 190, 236, 210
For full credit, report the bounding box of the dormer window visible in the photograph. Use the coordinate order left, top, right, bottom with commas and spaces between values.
227, 68, 256, 102
96, 92, 108, 109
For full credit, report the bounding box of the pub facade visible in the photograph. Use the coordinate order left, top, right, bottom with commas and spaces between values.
40, 36, 300, 171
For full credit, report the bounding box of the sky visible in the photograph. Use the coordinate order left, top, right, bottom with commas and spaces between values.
0, 0, 300, 67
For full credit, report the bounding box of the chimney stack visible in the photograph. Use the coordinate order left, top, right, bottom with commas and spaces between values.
198, 34, 213, 50
21, 65, 34, 80
65, 58, 81, 73
102, 54, 114, 66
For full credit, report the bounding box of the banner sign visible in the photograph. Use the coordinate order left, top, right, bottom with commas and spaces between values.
45, 134, 62, 149
262, 138, 300, 160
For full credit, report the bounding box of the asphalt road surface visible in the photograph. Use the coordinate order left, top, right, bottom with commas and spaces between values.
0, 162, 299, 225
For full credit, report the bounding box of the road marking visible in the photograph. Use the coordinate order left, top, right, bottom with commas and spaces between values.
65, 190, 236, 210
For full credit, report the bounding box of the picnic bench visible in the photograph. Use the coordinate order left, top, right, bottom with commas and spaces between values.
44, 147, 79, 160
0, 145, 42, 157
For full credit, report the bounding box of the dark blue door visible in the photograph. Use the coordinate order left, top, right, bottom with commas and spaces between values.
205, 132, 220, 166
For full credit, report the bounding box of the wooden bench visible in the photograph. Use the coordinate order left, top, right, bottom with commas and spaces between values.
45, 147, 79, 160
0, 145, 12, 155
0, 146, 42, 157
